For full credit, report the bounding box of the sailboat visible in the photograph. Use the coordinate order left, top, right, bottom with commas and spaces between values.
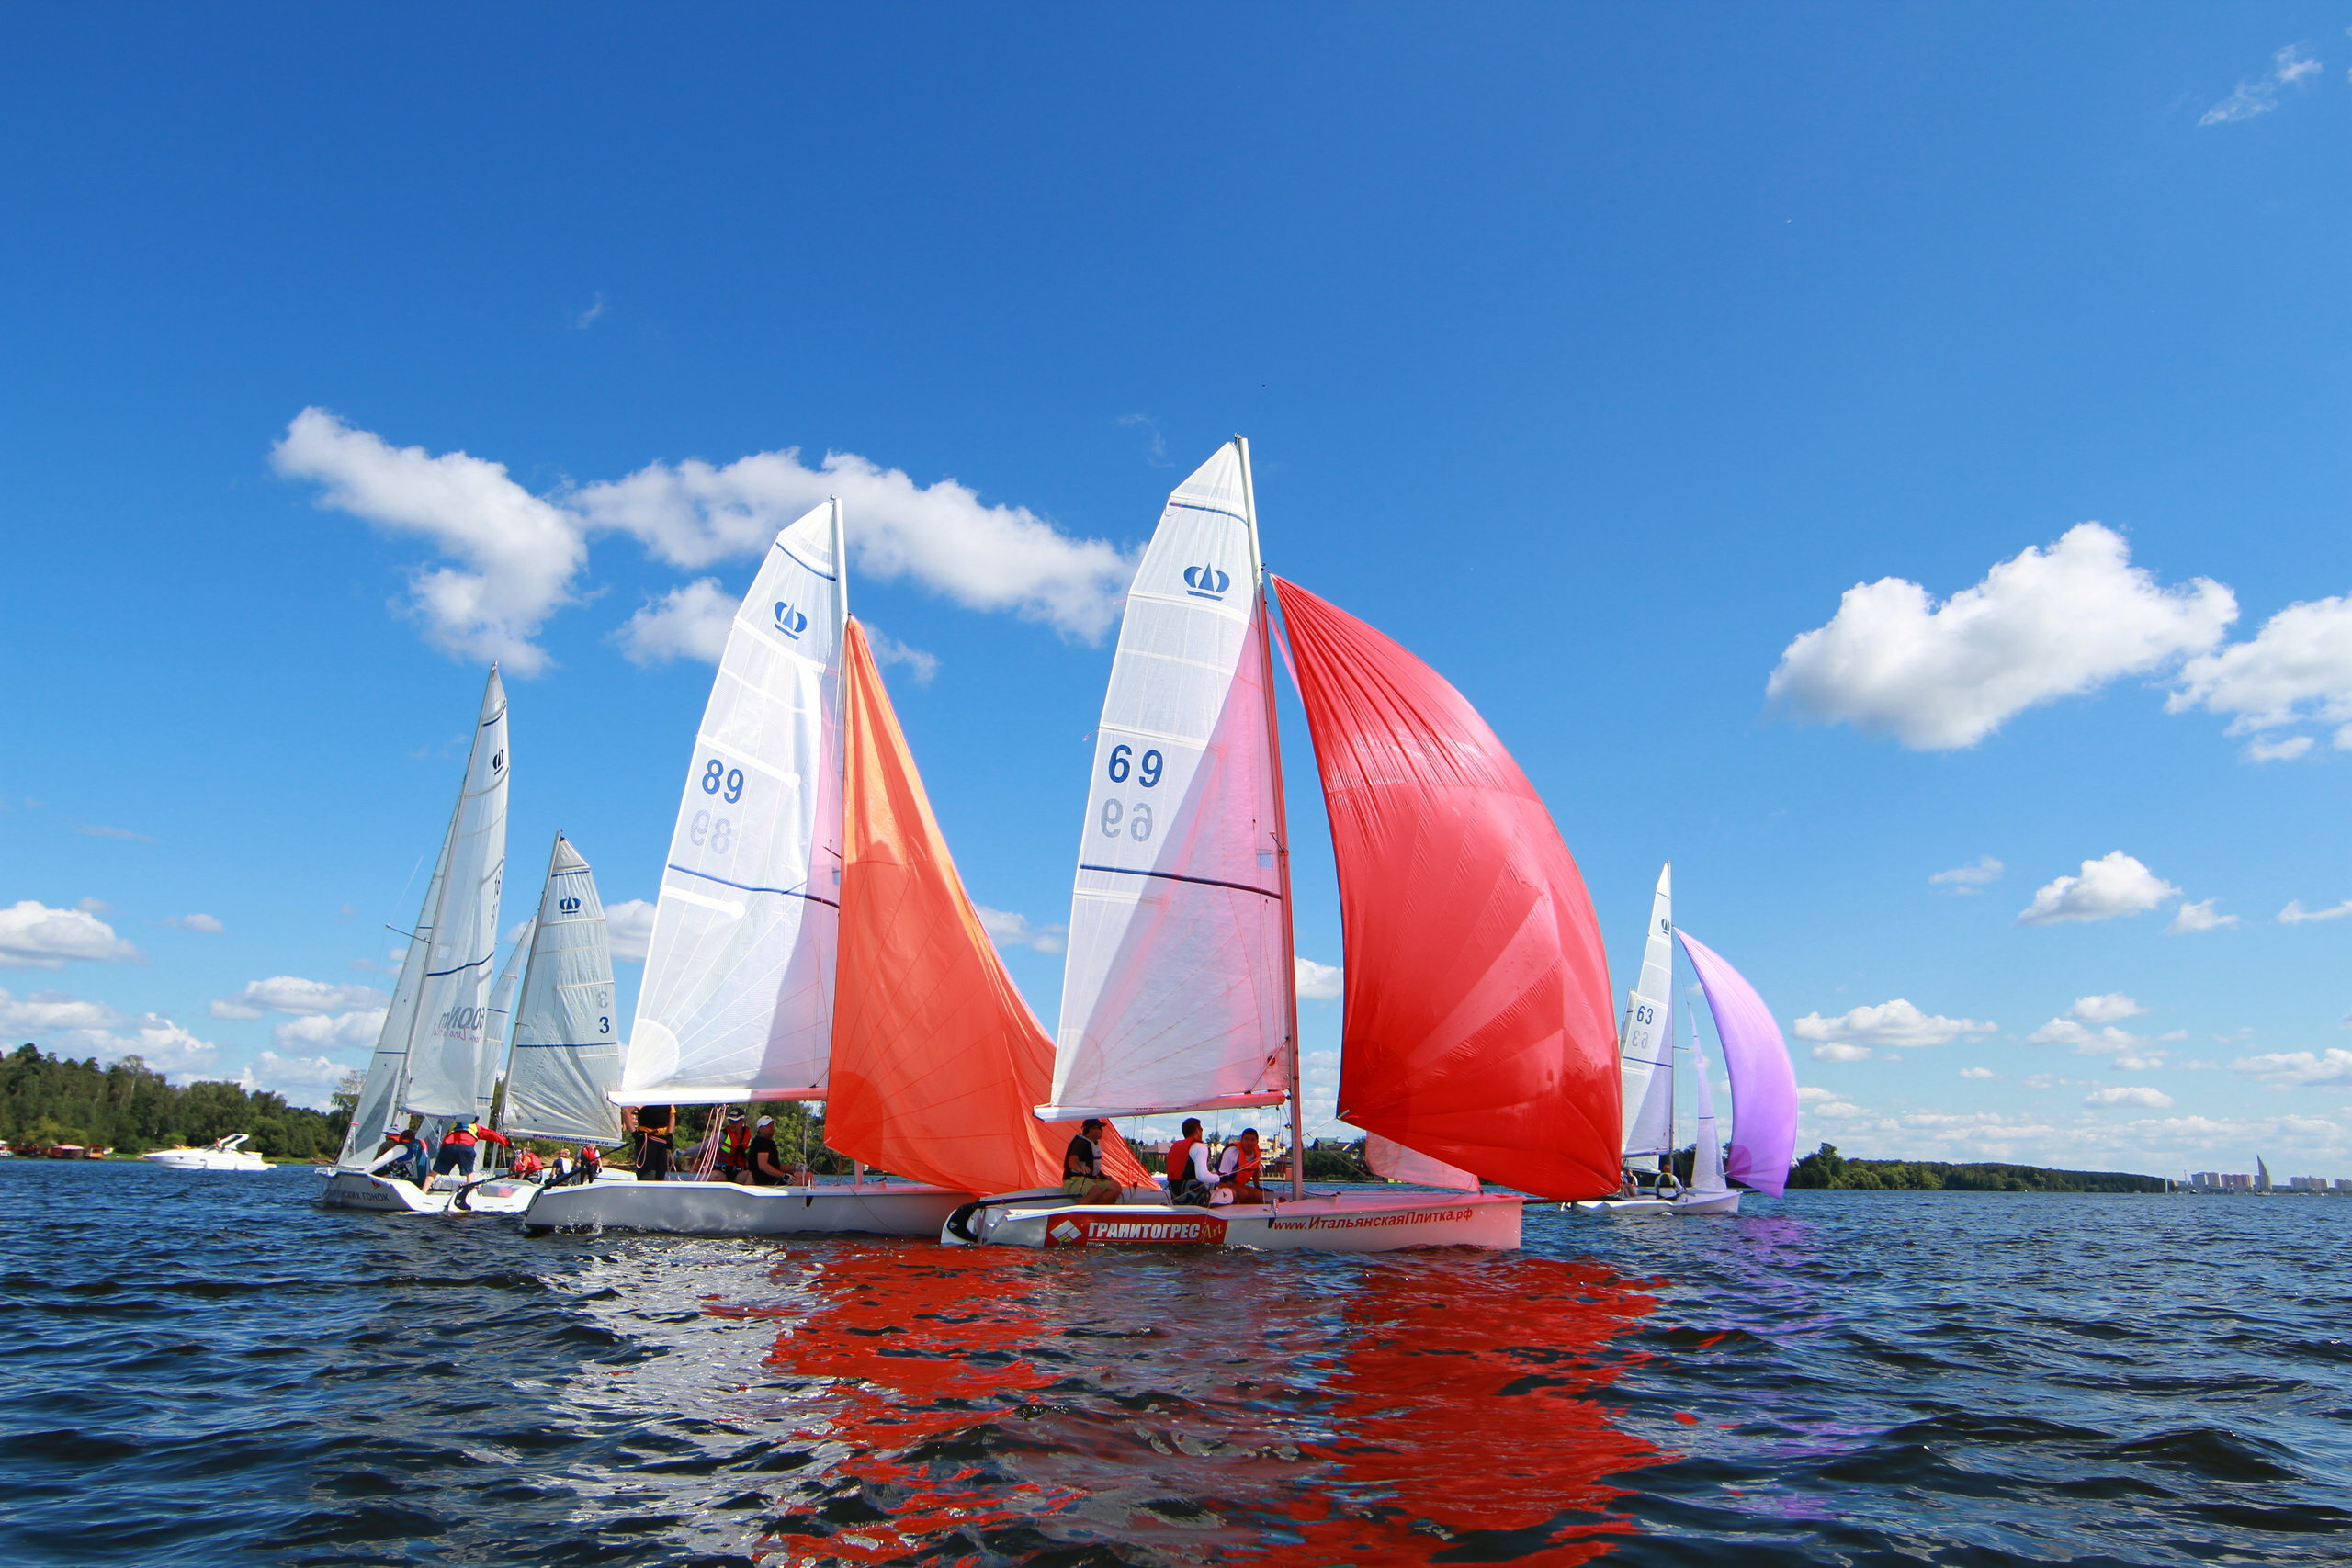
491, 834, 627, 1151
953, 440, 1622, 1252
1578, 889, 1798, 1216
524, 504, 1128, 1235
322, 668, 513, 1213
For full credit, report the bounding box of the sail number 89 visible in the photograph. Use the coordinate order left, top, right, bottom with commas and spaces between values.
1100, 800, 1154, 841
701, 760, 744, 803
1105, 744, 1162, 788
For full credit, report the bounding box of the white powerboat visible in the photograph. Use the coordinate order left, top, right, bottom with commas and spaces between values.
141, 1134, 271, 1172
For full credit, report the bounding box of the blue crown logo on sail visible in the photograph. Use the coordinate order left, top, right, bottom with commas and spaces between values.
774, 601, 808, 638
559, 897, 582, 914
1182, 563, 1230, 600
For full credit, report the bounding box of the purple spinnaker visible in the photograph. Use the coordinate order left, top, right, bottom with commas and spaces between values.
1675, 931, 1798, 1198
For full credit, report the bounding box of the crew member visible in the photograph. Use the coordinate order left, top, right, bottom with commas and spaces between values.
1064, 1118, 1124, 1205
1216, 1127, 1267, 1204
717, 1108, 753, 1181
1166, 1118, 1216, 1206
633, 1104, 675, 1181
432, 1120, 511, 1184
747, 1115, 791, 1185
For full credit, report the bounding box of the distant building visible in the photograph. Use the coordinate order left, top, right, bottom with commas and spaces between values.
2290, 1176, 2328, 1191
2335, 1179, 2352, 1194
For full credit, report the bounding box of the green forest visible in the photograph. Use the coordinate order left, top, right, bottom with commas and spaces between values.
0, 1044, 349, 1161
1785, 1142, 2168, 1193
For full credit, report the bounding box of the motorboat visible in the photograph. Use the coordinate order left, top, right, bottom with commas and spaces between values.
141, 1134, 271, 1171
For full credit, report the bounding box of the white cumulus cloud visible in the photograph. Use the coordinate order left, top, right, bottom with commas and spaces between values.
2280, 898, 2352, 925
273, 408, 587, 676
2069, 994, 2149, 1025
1960, 1066, 1998, 1080
1295, 956, 1344, 1002
1810, 1042, 1874, 1063
2018, 852, 2179, 926
0, 900, 144, 970
1792, 998, 1996, 1049
271, 1010, 388, 1054
2232, 1049, 2352, 1089
575, 449, 1136, 640
0, 988, 124, 1032
2170, 593, 2352, 753
209, 976, 390, 1021
224, 1051, 351, 1110
615, 578, 737, 665
2199, 43, 2324, 126
974, 906, 1066, 954
2029, 1016, 2143, 1054
605, 899, 656, 964
2086, 1085, 2175, 1109
2167, 898, 2238, 935
1767, 524, 2234, 750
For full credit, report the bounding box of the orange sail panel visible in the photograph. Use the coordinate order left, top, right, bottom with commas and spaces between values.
829, 621, 1146, 1196
1272, 578, 1621, 1201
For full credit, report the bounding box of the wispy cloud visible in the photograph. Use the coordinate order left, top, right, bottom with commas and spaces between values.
156, 913, 224, 933
1929, 856, 2004, 893
974, 906, 1065, 954
209, 976, 390, 1021
571, 292, 607, 329
1116, 413, 1171, 468
2086, 1085, 2174, 1109
2199, 44, 2323, 127
76, 825, 155, 843
2280, 898, 2352, 925
605, 898, 655, 964
2168, 897, 2239, 934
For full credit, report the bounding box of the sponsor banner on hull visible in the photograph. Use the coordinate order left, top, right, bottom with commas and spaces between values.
1266, 1204, 1476, 1234
1043, 1213, 1229, 1247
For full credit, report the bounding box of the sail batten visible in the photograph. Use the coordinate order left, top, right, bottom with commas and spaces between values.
1274, 577, 1621, 1202
621, 504, 842, 1105
1044, 443, 1291, 1122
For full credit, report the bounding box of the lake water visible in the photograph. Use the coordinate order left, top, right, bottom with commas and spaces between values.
5, 1160, 2348, 1566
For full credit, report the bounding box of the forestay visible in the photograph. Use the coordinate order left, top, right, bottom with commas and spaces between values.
338, 837, 449, 1166
398, 670, 511, 1121
1675, 931, 1798, 1198
623, 503, 844, 1104
1683, 992, 1728, 1196
502, 835, 625, 1145
1620, 862, 1676, 1171
1045, 442, 1291, 1121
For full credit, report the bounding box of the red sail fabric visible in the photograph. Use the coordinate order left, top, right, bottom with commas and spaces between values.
829, 621, 1150, 1195
1272, 578, 1621, 1201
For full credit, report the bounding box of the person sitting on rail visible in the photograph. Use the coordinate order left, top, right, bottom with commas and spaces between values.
1166, 1118, 1217, 1207
1216, 1126, 1267, 1204
1063, 1118, 1125, 1205
747, 1115, 794, 1186
510, 1146, 545, 1182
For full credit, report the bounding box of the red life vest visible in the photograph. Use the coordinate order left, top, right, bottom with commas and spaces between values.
444, 1126, 479, 1147
1167, 1138, 1203, 1184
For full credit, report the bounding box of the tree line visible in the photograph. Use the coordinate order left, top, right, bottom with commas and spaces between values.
2, 1044, 349, 1160
1785, 1142, 2168, 1193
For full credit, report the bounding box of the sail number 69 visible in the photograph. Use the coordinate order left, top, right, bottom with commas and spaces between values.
1104, 745, 1162, 788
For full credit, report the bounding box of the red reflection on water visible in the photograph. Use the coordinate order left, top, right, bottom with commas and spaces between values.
735, 1243, 1661, 1567
1283, 1254, 1662, 1566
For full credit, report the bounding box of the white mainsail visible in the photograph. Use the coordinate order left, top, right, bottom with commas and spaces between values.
335, 668, 509, 1165
1684, 990, 1727, 1196
500, 835, 625, 1145
1042, 441, 1293, 1121
621, 502, 845, 1104
399, 671, 510, 1119
480, 917, 534, 1120
1619, 861, 1675, 1171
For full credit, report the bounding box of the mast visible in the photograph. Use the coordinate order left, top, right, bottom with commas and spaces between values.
1238, 437, 1306, 1201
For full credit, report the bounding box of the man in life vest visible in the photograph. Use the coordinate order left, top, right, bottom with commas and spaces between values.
510, 1147, 545, 1182
1063, 1118, 1124, 1205
1166, 1118, 1216, 1207
714, 1107, 753, 1181
432, 1120, 510, 1185
1216, 1127, 1266, 1204
579, 1144, 604, 1184
630, 1104, 675, 1180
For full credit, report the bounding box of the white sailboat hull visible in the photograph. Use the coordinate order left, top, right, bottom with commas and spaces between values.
948, 1190, 1522, 1253
1671, 1189, 1741, 1216
318, 1169, 542, 1214
1567, 1197, 1677, 1218
518, 1179, 966, 1236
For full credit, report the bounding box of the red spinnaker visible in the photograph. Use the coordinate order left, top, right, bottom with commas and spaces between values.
1272, 578, 1620, 1201
829, 621, 1149, 1195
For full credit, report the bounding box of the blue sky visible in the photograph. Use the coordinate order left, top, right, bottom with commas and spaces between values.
3, 7, 2346, 1179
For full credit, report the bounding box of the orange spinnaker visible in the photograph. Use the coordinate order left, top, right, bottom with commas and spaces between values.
829, 621, 1149, 1194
